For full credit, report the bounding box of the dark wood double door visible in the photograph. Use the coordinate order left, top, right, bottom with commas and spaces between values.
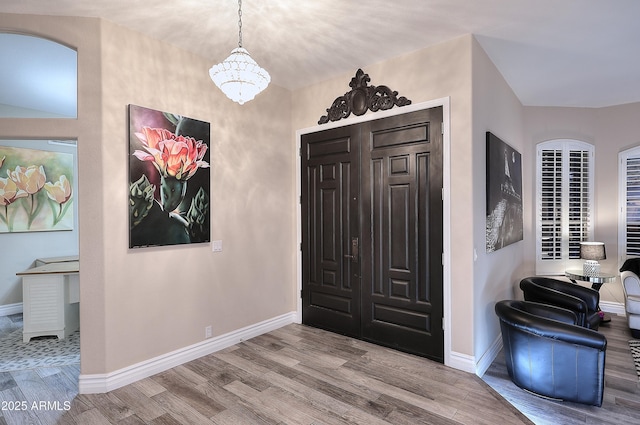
301, 107, 444, 362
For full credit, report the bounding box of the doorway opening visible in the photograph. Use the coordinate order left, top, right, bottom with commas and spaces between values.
0, 139, 79, 376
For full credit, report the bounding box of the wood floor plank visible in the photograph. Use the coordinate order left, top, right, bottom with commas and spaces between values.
79, 392, 135, 424
147, 413, 184, 425
109, 385, 166, 423
151, 369, 225, 418
196, 380, 278, 425
0, 373, 16, 392
262, 370, 352, 417
150, 390, 216, 425
377, 393, 460, 425
10, 369, 70, 424
209, 408, 274, 425
130, 378, 166, 399
240, 340, 301, 367
219, 342, 302, 380
71, 407, 114, 425
266, 385, 355, 424
117, 414, 146, 425
0, 385, 43, 425
184, 357, 253, 389
222, 380, 313, 424
40, 367, 78, 401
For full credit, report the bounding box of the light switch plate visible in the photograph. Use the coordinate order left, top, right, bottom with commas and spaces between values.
212, 240, 223, 252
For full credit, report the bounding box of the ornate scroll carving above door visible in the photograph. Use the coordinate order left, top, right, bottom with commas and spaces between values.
318, 69, 411, 125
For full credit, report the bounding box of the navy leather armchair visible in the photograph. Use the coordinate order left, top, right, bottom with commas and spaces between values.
520, 276, 601, 329
495, 300, 607, 407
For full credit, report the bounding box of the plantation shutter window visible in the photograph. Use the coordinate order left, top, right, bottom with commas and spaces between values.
539, 149, 563, 262
536, 140, 594, 274
619, 147, 640, 258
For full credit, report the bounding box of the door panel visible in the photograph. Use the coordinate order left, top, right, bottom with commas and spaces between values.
301, 126, 360, 337
361, 108, 443, 362
301, 107, 443, 362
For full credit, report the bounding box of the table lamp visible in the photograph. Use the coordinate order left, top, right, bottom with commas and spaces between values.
580, 242, 606, 277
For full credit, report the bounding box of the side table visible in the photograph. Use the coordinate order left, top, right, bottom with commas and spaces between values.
565, 269, 616, 323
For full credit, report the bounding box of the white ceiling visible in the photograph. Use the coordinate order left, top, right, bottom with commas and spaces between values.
2, 0, 640, 109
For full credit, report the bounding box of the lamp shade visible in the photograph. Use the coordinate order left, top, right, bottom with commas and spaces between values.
209, 47, 270, 105
580, 242, 606, 261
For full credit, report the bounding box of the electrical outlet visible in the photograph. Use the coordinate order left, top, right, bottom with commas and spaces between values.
205, 325, 212, 339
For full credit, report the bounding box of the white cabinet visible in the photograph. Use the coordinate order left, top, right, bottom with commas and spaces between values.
17, 257, 79, 343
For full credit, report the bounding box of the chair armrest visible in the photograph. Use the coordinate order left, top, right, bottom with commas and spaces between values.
526, 318, 606, 350
621, 270, 640, 297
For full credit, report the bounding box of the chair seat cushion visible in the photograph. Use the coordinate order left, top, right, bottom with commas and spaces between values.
627, 295, 640, 315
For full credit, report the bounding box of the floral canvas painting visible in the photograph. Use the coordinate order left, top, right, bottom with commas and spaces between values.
128, 104, 211, 248
0, 146, 74, 233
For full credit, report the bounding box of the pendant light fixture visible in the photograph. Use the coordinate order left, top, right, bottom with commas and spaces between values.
209, 0, 270, 105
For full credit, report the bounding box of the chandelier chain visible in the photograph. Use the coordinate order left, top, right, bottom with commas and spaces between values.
237, 0, 243, 48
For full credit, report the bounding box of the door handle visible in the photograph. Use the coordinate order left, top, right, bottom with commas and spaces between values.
344, 237, 359, 263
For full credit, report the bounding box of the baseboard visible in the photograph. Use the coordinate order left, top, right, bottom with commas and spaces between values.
0, 302, 22, 317
475, 334, 503, 377
78, 311, 297, 394
599, 301, 626, 316
448, 333, 502, 377
448, 350, 476, 374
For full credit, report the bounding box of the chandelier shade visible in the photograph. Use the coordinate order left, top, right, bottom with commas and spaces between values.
209, 47, 270, 105
210, 0, 269, 105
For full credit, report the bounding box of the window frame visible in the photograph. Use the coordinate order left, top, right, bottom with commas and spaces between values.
535, 139, 595, 275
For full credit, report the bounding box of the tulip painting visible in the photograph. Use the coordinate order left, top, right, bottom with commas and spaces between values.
128, 105, 210, 248
0, 146, 74, 233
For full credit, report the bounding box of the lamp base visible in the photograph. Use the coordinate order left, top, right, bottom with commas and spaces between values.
583, 260, 600, 277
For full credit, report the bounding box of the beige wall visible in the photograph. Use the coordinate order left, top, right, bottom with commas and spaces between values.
1, 13, 296, 375
470, 38, 525, 362
97, 20, 295, 373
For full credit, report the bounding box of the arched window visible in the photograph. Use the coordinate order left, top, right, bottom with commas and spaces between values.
0, 33, 77, 118
536, 139, 595, 274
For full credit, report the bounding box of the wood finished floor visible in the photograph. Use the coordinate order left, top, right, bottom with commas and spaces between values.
0, 316, 637, 424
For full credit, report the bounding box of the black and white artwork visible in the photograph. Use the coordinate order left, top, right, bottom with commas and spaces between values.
486, 132, 523, 252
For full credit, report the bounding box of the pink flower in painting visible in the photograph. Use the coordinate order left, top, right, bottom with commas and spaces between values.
133, 127, 209, 180
0, 177, 27, 206
44, 175, 72, 204
8, 165, 46, 194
